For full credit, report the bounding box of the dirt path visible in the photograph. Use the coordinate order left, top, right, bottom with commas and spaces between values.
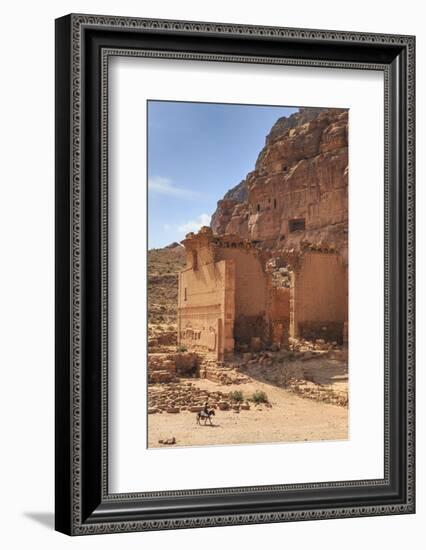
148, 377, 348, 448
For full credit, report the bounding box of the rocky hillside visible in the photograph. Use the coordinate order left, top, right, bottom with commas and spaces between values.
148, 243, 186, 326
210, 107, 348, 263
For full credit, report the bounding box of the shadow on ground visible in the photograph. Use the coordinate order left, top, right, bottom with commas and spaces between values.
24, 512, 54, 530
239, 354, 348, 389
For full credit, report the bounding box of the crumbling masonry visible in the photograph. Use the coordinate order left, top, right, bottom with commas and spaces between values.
177, 227, 347, 360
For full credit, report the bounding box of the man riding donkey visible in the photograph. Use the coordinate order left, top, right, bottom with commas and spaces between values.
196, 401, 215, 425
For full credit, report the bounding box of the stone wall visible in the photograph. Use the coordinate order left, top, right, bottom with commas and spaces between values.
291, 251, 348, 342
178, 258, 235, 360
216, 246, 269, 319
178, 229, 273, 355
268, 287, 291, 348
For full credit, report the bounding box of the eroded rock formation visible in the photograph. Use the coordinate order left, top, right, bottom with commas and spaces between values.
211, 107, 348, 265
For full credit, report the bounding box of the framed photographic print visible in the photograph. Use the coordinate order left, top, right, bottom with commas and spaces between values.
55, 14, 415, 535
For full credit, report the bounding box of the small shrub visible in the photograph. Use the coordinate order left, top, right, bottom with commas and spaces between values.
176, 345, 187, 353
229, 390, 244, 403
250, 390, 268, 404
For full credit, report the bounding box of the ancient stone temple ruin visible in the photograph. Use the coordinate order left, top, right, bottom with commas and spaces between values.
178, 107, 349, 360
177, 228, 283, 360
177, 227, 347, 360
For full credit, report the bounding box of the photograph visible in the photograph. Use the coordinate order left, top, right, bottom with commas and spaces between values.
147, 101, 349, 448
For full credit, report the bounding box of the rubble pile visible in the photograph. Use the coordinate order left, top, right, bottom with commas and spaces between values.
289, 337, 340, 352
148, 326, 177, 352
200, 360, 251, 385
148, 345, 349, 409
148, 382, 252, 414
236, 348, 349, 407
290, 381, 349, 407
147, 355, 178, 384
148, 352, 200, 384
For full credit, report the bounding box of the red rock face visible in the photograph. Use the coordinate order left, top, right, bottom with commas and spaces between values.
210, 107, 348, 261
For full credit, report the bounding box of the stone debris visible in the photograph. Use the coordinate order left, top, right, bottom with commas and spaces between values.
148, 352, 200, 384
148, 339, 349, 413
148, 344, 348, 411
199, 360, 251, 385
291, 382, 348, 407
148, 379, 272, 414
148, 382, 229, 413
148, 327, 177, 351
289, 337, 343, 354
189, 406, 203, 413
158, 437, 176, 445
148, 355, 178, 384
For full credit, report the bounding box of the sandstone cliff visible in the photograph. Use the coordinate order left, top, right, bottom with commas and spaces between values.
210, 107, 348, 264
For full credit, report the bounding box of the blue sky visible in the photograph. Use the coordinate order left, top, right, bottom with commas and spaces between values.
148, 101, 298, 249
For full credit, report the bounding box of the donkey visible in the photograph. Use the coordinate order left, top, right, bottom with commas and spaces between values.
196, 409, 216, 426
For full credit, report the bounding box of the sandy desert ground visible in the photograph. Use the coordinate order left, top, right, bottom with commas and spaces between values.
148, 375, 348, 449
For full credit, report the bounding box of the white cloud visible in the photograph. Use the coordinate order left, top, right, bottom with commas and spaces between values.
148, 176, 200, 199
177, 214, 211, 234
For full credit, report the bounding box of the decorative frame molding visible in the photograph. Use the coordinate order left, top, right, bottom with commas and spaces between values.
55, 14, 415, 535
